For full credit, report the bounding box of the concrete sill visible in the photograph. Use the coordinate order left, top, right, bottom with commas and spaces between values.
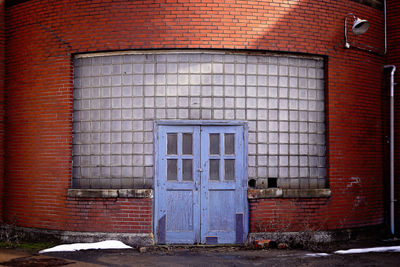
247, 188, 331, 199
67, 189, 153, 199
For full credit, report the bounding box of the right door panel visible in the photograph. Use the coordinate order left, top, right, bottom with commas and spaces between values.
200, 126, 246, 244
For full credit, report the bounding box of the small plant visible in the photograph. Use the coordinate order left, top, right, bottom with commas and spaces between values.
0, 223, 58, 252
0, 221, 22, 247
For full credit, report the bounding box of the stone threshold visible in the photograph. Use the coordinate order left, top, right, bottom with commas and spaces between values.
67, 189, 153, 198
248, 188, 331, 199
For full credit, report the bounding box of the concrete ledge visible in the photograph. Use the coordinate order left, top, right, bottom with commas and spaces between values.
1, 224, 154, 247
248, 225, 386, 246
67, 189, 153, 198
59, 231, 154, 247
118, 189, 153, 198
247, 188, 331, 199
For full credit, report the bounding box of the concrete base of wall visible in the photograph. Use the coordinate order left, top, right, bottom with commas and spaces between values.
0, 224, 154, 247
2, 224, 387, 248
248, 225, 387, 246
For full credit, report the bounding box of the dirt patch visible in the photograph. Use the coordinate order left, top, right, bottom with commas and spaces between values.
1, 256, 73, 267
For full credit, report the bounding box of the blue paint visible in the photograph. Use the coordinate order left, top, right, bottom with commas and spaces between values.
200, 126, 246, 244
157, 215, 166, 244
236, 213, 244, 244
155, 122, 248, 244
205, 236, 218, 245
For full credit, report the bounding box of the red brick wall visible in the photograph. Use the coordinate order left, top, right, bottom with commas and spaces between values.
4, 0, 387, 234
0, 0, 5, 223
386, 0, 400, 231
250, 195, 382, 232
65, 198, 152, 233
250, 198, 331, 232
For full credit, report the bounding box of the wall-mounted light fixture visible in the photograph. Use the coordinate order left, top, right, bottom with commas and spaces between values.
345, 13, 370, 48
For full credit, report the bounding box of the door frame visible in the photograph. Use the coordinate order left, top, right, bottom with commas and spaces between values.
153, 120, 249, 244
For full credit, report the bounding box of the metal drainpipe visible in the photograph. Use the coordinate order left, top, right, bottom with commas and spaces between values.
384, 65, 396, 235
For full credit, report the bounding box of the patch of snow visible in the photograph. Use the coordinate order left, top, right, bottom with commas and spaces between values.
39, 240, 132, 253
305, 253, 329, 257
335, 246, 400, 254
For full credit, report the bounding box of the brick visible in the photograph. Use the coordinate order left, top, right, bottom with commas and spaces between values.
1, 0, 394, 235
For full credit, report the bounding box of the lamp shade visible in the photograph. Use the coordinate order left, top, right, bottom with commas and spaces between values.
352, 18, 370, 35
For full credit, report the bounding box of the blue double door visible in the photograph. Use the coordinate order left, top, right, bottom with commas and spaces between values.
155, 124, 248, 244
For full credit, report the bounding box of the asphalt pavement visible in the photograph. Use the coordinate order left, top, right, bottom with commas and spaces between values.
1, 239, 400, 266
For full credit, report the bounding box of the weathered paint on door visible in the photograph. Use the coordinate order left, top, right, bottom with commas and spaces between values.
155, 123, 247, 244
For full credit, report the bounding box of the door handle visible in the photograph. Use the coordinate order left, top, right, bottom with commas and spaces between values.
195, 181, 199, 191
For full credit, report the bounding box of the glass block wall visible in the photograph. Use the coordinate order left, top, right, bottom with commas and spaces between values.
73, 52, 325, 189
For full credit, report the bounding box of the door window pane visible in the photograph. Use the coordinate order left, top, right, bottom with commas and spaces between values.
224, 134, 235, 155
167, 133, 177, 155
210, 134, 220, 155
182, 159, 193, 181
209, 159, 220, 180
224, 159, 235, 180
167, 159, 177, 180
182, 133, 193, 155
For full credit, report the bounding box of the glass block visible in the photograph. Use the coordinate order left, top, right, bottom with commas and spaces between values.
290, 179, 300, 188
299, 155, 308, 167
318, 167, 326, 178
257, 132, 268, 143
279, 133, 289, 143
258, 144, 267, 154
258, 86, 267, 97
269, 167, 278, 177
269, 133, 278, 143
236, 64, 245, 74
310, 167, 318, 178
182, 133, 193, 155
182, 159, 193, 181
279, 121, 289, 132
258, 65, 267, 75
248, 155, 256, 166
269, 121, 278, 132
210, 159, 220, 180
268, 156, 278, 166
279, 110, 288, 121
289, 142, 299, 153
268, 98, 278, 109
210, 134, 220, 155
224, 134, 235, 155
269, 65, 278, 75
167, 133, 177, 155
268, 87, 278, 97
269, 144, 278, 155
299, 167, 309, 177
224, 160, 235, 181
167, 159, 177, 180
289, 167, 299, 178
279, 156, 288, 166
279, 167, 288, 177
258, 76, 267, 86
279, 144, 288, 154
111, 166, 121, 177
317, 179, 326, 188
289, 156, 299, 166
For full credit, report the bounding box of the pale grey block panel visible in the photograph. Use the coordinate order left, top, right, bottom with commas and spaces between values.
73, 52, 326, 189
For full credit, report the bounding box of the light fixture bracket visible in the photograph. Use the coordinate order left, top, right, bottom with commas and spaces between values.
344, 13, 370, 49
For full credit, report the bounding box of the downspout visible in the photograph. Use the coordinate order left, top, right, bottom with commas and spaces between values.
384, 65, 396, 235
384, 0, 397, 236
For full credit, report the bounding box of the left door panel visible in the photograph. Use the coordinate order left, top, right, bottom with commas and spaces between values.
155, 125, 200, 244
